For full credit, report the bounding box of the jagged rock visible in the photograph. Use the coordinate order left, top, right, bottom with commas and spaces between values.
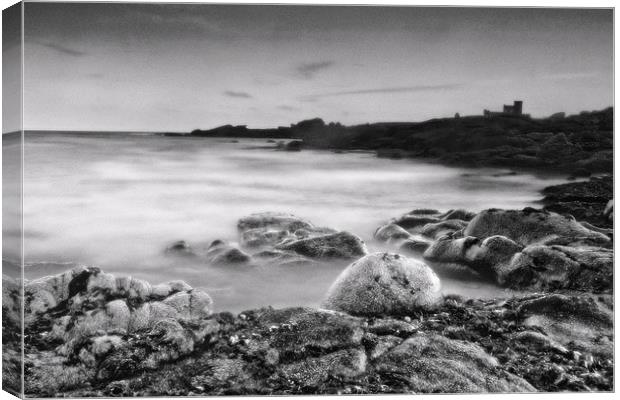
439, 209, 476, 221
275, 348, 367, 386
468, 235, 523, 277
398, 235, 433, 255
500, 245, 612, 292
322, 253, 441, 316
423, 236, 481, 265
374, 333, 535, 393
275, 231, 367, 260
420, 219, 468, 239
511, 331, 568, 355
516, 294, 613, 356
392, 215, 440, 230
463, 208, 610, 247
252, 307, 365, 360
206, 241, 252, 265
367, 318, 419, 337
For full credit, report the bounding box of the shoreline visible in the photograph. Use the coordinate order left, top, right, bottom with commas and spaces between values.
4, 198, 614, 395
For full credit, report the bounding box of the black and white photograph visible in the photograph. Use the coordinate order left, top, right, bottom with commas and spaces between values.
1, 1, 615, 397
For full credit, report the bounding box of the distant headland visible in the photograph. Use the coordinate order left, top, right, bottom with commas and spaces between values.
175, 106, 613, 176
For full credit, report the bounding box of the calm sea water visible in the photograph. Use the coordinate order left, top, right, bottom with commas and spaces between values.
11, 132, 570, 312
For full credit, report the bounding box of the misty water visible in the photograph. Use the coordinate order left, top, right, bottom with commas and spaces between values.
16, 132, 571, 312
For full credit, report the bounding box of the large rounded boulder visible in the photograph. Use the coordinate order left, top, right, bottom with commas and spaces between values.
322, 253, 441, 316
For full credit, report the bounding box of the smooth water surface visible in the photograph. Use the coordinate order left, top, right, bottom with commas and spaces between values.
21, 132, 570, 311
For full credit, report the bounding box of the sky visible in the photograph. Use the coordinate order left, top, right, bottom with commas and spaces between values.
19, 3, 614, 131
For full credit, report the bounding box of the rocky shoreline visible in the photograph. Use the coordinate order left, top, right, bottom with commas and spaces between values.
3, 183, 614, 395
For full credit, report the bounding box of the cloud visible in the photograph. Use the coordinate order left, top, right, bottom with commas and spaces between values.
33, 41, 86, 57
223, 90, 253, 99
298, 84, 463, 101
295, 61, 335, 79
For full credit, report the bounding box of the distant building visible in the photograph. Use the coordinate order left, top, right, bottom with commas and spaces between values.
484, 100, 527, 117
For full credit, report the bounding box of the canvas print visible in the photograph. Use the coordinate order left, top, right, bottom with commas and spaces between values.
2, 2, 614, 397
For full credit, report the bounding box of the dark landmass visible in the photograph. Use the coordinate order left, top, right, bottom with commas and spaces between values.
183, 107, 613, 175
541, 176, 613, 229
6, 199, 614, 396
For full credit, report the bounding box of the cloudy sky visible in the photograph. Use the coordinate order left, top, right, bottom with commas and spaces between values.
22, 3, 613, 131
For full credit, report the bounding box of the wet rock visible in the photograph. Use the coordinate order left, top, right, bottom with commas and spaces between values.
463, 208, 610, 247
470, 235, 523, 277
420, 219, 468, 239
275, 231, 367, 260
254, 307, 365, 358
206, 241, 253, 266
392, 215, 440, 230
241, 228, 295, 248
408, 208, 440, 215
322, 253, 441, 316
511, 331, 568, 354
501, 245, 612, 292
439, 209, 476, 221
367, 318, 418, 337
398, 236, 433, 255
275, 348, 367, 387
252, 249, 315, 267
237, 212, 313, 233
517, 294, 613, 356
423, 236, 481, 265
367, 334, 403, 360
374, 333, 535, 393
374, 223, 412, 243
165, 240, 196, 257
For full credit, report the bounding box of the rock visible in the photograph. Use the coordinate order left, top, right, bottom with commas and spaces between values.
254, 307, 365, 358
511, 331, 568, 354
398, 236, 433, 255
463, 208, 610, 247
374, 223, 412, 243
439, 209, 476, 221
516, 294, 613, 356
537, 133, 580, 163
392, 215, 440, 230
423, 236, 481, 265
603, 199, 613, 221
283, 140, 303, 151
275, 231, 367, 260
241, 228, 295, 248
367, 334, 403, 360
322, 253, 441, 316
275, 348, 367, 387
419, 219, 468, 239
237, 212, 313, 233
206, 241, 252, 266
408, 208, 440, 215
165, 240, 196, 257
541, 176, 613, 228
252, 249, 315, 267
367, 318, 418, 337
374, 333, 535, 393
500, 245, 612, 292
